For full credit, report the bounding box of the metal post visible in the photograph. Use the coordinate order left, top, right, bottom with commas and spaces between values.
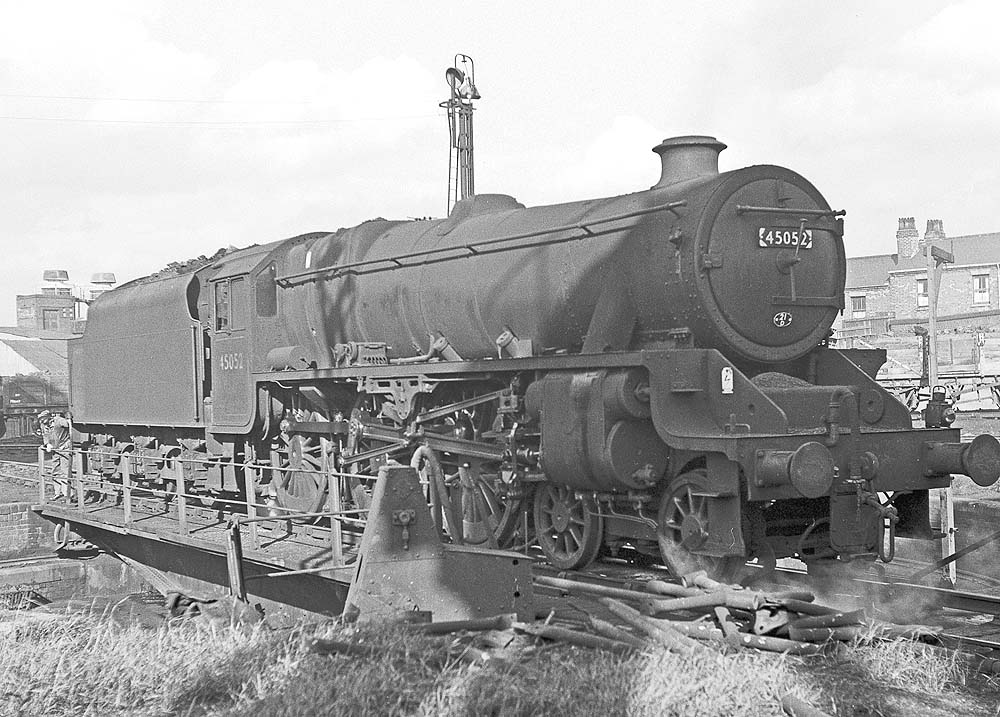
323, 438, 343, 565
121, 455, 133, 526
242, 461, 259, 551
74, 450, 85, 510
927, 241, 956, 586
225, 520, 247, 602
927, 242, 938, 389
175, 459, 187, 535
442, 55, 480, 214
940, 488, 957, 586
37, 446, 46, 503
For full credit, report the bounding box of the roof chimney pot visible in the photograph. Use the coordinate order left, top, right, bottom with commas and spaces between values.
896, 217, 920, 258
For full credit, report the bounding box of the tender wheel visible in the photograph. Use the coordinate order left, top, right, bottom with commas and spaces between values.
657, 470, 743, 581
534, 484, 603, 569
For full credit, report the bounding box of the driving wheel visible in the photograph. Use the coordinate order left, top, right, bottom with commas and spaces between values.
534, 484, 603, 569
455, 465, 532, 548
272, 411, 329, 515
657, 470, 743, 581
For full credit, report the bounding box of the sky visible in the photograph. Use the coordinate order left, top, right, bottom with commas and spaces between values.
1, 0, 998, 324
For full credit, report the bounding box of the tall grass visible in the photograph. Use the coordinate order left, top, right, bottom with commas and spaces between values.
0, 610, 300, 716
10, 609, 970, 717
849, 639, 967, 694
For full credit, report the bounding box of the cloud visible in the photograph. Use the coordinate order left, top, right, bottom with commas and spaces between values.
1, 1, 999, 326
0, 2, 216, 119
897, 0, 1000, 81
199, 55, 441, 172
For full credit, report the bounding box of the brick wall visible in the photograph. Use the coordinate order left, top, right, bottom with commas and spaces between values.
0, 501, 150, 606
887, 266, 1000, 330
836, 285, 893, 336
0, 561, 86, 606
0, 502, 56, 560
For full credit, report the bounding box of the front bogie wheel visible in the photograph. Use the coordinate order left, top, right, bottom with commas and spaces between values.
657, 470, 743, 581
534, 484, 603, 570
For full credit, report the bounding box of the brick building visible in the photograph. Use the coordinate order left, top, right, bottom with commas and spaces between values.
15, 291, 76, 337
837, 218, 1000, 339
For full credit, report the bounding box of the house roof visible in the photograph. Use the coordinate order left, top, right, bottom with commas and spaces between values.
846, 231, 1000, 289
0, 338, 68, 376
846, 254, 898, 289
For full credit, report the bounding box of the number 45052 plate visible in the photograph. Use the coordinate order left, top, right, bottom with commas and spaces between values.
758, 227, 813, 249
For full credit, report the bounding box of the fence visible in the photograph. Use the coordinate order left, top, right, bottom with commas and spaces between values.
31, 444, 381, 597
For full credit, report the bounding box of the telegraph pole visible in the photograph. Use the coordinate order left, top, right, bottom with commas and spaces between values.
926, 242, 953, 388
926, 239, 955, 585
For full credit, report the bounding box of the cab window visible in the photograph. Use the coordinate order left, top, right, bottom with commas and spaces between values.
214, 281, 230, 331
230, 277, 248, 329
214, 277, 249, 331
256, 264, 277, 317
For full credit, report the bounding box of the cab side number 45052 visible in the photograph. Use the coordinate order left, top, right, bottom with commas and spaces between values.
220, 352, 244, 371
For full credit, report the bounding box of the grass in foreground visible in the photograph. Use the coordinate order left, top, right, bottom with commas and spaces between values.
0, 609, 995, 716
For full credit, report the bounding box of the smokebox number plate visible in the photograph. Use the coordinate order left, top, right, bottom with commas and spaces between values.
758, 227, 813, 249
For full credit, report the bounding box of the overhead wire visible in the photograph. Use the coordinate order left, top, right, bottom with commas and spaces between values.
0, 113, 442, 127
0, 91, 341, 104
0, 90, 442, 126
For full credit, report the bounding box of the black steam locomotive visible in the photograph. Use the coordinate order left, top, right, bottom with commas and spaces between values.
69, 136, 1000, 576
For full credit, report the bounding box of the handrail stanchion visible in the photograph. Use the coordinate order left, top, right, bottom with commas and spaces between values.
175, 459, 187, 534
74, 449, 85, 510
37, 446, 46, 504
225, 519, 248, 602
322, 438, 343, 565
243, 463, 259, 551
121, 454, 133, 526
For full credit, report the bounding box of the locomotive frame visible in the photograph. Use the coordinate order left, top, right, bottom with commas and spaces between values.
67, 135, 1000, 578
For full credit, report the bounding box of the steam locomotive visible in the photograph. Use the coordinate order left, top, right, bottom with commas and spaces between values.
68, 135, 1000, 576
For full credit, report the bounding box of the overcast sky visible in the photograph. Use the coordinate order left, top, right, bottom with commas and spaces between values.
1, 1, 997, 325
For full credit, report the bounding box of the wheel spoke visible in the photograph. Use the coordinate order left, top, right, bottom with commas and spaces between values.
533, 484, 603, 569
476, 483, 502, 516
658, 472, 742, 581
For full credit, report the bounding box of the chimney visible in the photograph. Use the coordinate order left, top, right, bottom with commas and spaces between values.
651, 135, 726, 188
896, 217, 919, 258
921, 219, 945, 251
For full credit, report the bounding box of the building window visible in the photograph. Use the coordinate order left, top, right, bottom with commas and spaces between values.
42, 309, 60, 330
973, 273, 990, 305
916, 278, 928, 308
851, 295, 866, 319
